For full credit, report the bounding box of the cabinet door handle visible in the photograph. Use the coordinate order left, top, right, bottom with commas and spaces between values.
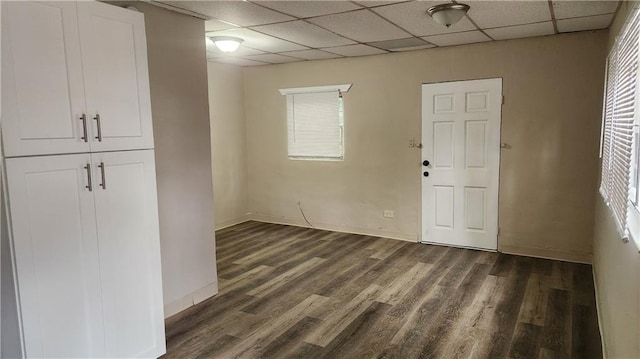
98, 162, 106, 190
94, 114, 103, 142
84, 164, 93, 192
80, 114, 89, 142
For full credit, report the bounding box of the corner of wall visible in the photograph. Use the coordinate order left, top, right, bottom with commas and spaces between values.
163, 281, 218, 319
208, 62, 251, 229
0, 132, 24, 358
118, 0, 217, 314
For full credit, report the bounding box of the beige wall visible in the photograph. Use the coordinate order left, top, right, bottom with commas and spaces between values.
208, 62, 249, 230
240, 31, 606, 262
108, 2, 217, 316
593, 1, 640, 357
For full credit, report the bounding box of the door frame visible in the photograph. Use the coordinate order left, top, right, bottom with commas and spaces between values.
420, 77, 503, 251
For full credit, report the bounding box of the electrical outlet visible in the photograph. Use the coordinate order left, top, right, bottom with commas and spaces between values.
383, 210, 394, 218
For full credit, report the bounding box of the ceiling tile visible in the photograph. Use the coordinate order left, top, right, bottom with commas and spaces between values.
256, 1, 363, 18
367, 37, 433, 51
355, 1, 412, 8
557, 13, 613, 33
422, 31, 492, 47
552, 1, 619, 20
308, 9, 412, 42
244, 53, 302, 64
484, 21, 555, 40
251, 20, 356, 48
209, 57, 267, 67
205, 19, 238, 32
372, 1, 476, 36
206, 44, 266, 57
206, 28, 308, 52
467, 1, 552, 28
279, 49, 343, 60
322, 44, 388, 57
158, 1, 295, 26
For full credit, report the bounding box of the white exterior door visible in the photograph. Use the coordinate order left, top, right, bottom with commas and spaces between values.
92, 150, 165, 358
5, 154, 106, 358
78, 1, 154, 153
421, 78, 502, 250
1, 1, 90, 157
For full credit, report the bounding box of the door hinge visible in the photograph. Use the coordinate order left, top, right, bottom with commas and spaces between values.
501, 95, 505, 105
497, 228, 501, 236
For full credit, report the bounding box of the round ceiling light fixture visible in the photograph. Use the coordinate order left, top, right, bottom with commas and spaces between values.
426, 3, 470, 28
207, 36, 244, 53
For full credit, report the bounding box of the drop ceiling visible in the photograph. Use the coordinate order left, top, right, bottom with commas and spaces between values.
154, 0, 620, 66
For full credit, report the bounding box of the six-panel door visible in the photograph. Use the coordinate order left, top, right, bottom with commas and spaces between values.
92, 150, 166, 358
78, 1, 155, 153
1, 1, 91, 157
5, 154, 106, 358
421, 79, 502, 250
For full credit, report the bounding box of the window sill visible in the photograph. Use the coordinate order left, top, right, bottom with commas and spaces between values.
288, 156, 344, 162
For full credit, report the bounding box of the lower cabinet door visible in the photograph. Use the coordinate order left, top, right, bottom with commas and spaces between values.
5, 154, 106, 358
91, 149, 166, 358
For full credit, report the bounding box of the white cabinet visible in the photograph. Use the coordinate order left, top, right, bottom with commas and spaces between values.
5, 154, 106, 358
1, 1, 154, 157
5, 150, 166, 358
78, 2, 154, 153
2, 2, 166, 357
92, 150, 165, 358
1, 1, 89, 156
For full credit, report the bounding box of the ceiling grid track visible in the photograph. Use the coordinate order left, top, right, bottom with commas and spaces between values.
241, 1, 383, 58
362, 5, 438, 48
608, 1, 623, 29
464, 14, 495, 41
246, 0, 393, 54
548, 0, 560, 34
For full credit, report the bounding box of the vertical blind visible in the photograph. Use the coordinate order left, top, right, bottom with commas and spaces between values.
601, 5, 640, 238
286, 91, 343, 159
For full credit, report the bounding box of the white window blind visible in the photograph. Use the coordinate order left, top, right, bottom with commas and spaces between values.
600, 5, 640, 241
280, 84, 351, 160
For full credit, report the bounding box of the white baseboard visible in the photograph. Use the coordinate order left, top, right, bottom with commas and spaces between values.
248, 213, 418, 243
499, 244, 592, 264
591, 264, 608, 359
214, 215, 251, 231
164, 281, 218, 318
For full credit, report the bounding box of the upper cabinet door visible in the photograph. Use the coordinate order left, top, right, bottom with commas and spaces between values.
1, 1, 90, 157
5, 154, 106, 358
91, 150, 166, 358
78, 2, 154, 152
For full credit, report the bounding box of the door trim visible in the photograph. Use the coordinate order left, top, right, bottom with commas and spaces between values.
420, 77, 503, 251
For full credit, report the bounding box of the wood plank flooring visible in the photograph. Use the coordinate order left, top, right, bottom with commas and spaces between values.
163, 221, 602, 359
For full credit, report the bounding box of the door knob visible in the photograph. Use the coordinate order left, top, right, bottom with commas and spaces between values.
423, 160, 430, 166
423, 171, 429, 177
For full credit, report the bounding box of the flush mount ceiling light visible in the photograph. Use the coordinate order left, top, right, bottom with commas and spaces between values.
207, 36, 244, 53
426, 3, 470, 28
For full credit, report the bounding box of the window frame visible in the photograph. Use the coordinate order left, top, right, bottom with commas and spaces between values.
600, 3, 640, 249
629, 116, 640, 247
279, 84, 352, 162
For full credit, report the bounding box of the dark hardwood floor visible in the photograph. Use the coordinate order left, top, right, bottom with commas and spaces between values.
163, 221, 602, 359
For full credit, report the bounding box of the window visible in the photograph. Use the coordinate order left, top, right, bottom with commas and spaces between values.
279, 84, 352, 161
600, 4, 640, 246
